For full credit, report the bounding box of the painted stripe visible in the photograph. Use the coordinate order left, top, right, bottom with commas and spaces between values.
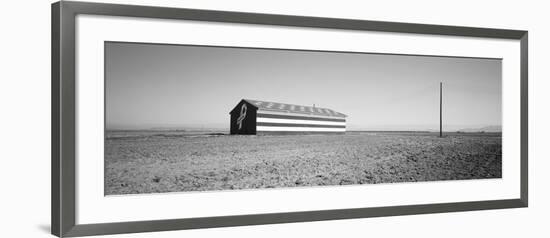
257, 109, 346, 119
257, 117, 346, 126
257, 126, 345, 132
257, 131, 344, 135
257, 111, 346, 122
257, 122, 345, 128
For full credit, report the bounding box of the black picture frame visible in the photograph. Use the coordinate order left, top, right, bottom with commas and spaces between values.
52, 1, 528, 237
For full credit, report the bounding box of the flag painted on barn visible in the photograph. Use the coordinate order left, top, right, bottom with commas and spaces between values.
229, 99, 347, 134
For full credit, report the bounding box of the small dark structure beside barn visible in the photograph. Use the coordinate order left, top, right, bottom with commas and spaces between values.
229, 99, 347, 135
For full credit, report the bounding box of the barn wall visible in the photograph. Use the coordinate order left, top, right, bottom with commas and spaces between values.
256, 110, 346, 133
230, 101, 257, 134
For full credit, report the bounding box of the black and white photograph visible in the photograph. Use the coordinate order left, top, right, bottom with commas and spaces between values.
104, 42, 502, 195
3, 0, 543, 237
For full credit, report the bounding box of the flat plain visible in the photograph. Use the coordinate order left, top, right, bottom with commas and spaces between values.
105, 131, 502, 195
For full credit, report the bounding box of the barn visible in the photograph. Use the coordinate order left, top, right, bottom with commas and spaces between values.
229, 99, 347, 135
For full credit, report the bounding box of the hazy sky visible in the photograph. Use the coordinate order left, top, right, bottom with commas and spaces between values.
105, 42, 501, 131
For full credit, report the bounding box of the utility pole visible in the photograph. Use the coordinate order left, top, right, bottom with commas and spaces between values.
440, 82, 443, 137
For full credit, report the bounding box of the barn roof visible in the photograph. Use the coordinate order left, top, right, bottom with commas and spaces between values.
242, 99, 347, 118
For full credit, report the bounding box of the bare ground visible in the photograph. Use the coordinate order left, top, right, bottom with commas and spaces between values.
105, 131, 501, 195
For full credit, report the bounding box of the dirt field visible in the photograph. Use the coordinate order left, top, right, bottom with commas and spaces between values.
105, 131, 502, 195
